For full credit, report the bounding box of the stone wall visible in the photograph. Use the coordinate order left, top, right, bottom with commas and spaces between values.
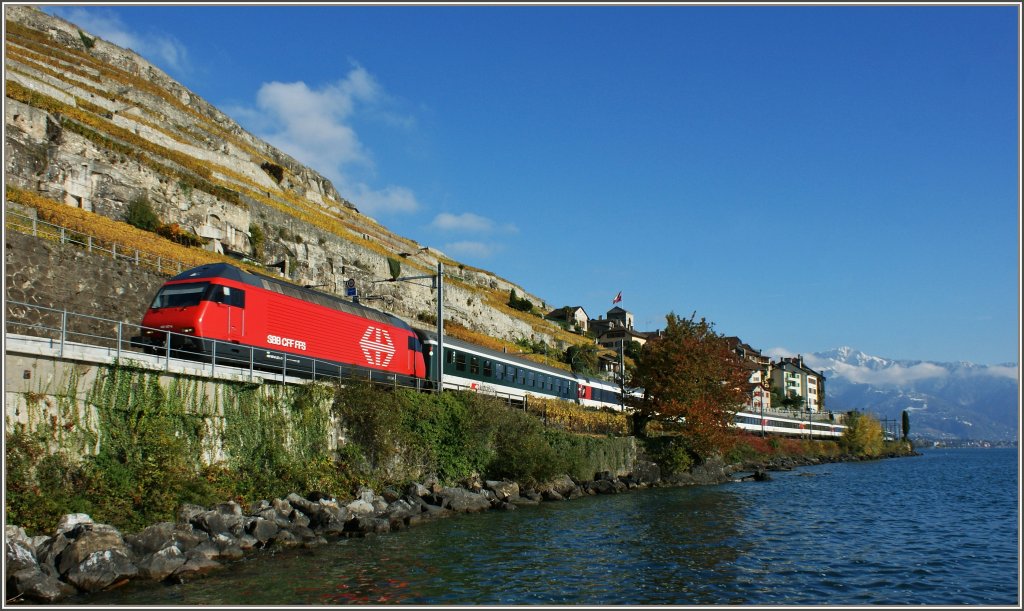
5, 225, 167, 332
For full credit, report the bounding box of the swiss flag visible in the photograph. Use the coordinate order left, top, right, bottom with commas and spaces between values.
612, 291, 622, 304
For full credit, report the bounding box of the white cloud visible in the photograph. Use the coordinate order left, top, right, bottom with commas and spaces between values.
805, 356, 950, 386
444, 241, 502, 258
347, 184, 418, 215
240, 65, 421, 217
766, 347, 797, 360
431, 212, 492, 233
430, 212, 518, 234
761, 347, 1017, 386
48, 8, 190, 74
983, 365, 1019, 381
254, 77, 374, 170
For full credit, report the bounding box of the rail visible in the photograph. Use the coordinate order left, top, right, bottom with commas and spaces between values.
5, 208, 189, 276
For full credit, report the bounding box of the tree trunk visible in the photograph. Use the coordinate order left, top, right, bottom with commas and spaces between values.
631, 411, 652, 438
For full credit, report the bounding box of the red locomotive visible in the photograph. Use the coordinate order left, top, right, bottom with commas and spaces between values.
132, 263, 428, 384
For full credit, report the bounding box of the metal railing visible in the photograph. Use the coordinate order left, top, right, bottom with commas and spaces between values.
5, 209, 189, 276
4, 300, 430, 391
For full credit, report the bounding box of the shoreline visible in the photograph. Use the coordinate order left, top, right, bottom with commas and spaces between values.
4, 447, 919, 605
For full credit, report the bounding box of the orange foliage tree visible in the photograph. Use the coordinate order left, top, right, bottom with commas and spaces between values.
628, 312, 749, 458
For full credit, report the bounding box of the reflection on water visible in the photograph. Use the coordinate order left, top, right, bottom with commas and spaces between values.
82, 449, 1019, 606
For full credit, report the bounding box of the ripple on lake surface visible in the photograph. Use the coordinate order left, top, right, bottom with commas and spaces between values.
81, 448, 1019, 606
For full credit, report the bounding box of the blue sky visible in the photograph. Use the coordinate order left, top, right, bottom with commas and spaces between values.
40, 3, 1020, 366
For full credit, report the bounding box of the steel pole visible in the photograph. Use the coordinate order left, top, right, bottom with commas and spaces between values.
618, 339, 625, 412
436, 261, 444, 392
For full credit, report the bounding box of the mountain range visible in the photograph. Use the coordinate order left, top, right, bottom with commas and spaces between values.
801, 347, 1019, 441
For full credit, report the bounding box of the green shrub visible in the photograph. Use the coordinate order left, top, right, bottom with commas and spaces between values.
507, 289, 534, 313
331, 384, 592, 487
78, 30, 95, 49
125, 195, 160, 231
480, 399, 565, 484
249, 223, 265, 259
641, 436, 695, 475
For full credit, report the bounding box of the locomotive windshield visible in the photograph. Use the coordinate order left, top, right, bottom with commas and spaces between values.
150, 282, 210, 309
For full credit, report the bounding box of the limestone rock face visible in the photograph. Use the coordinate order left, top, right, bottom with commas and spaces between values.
4, 5, 560, 349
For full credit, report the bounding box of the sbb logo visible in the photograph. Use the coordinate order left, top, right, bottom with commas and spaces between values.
359, 326, 395, 367
267, 334, 307, 350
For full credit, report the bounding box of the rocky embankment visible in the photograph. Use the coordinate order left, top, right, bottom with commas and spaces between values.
4, 462, 681, 604
734, 447, 921, 481
5, 449, 920, 604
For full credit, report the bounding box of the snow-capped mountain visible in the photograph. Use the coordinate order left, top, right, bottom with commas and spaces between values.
802, 347, 1019, 441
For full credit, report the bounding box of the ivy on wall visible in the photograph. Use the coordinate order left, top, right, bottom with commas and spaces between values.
5, 362, 636, 536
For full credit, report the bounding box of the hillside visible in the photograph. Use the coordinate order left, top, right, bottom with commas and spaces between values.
2, 5, 589, 367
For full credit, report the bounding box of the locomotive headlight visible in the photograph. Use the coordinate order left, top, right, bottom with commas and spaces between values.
181, 327, 194, 333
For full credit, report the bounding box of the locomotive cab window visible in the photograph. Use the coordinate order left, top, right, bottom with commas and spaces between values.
209, 285, 245, 308
150, 282, 210, 309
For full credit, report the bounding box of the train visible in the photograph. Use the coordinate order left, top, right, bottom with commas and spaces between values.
131, 262, 429, 386
129, 262, 622, 405
131, 262, 846, 439
734, 411, 846, 439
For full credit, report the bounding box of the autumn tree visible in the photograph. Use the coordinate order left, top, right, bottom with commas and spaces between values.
841, 411, 884, 457
628, 312, 749, 459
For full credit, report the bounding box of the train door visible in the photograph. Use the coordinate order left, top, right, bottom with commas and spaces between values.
210, 285, 246, 341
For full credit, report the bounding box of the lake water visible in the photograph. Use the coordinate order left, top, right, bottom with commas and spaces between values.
81, 447, 1019, 606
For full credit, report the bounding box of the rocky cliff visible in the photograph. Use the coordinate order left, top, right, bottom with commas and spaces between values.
3, 5, 577, 355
